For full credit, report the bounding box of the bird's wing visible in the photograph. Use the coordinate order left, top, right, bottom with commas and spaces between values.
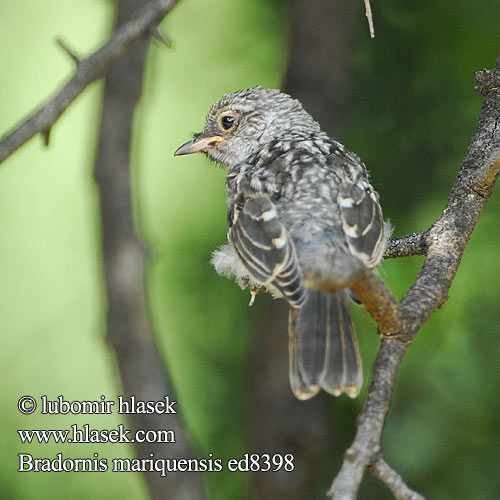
228, 192, 306, 307
338, 178, 386, 269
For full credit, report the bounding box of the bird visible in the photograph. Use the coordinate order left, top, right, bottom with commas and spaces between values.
174, 87, 387, 400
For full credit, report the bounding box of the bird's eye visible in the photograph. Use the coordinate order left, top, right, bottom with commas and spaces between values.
220, 114, 237, 131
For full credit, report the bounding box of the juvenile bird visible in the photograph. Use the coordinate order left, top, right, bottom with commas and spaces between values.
175, 87, 386, 399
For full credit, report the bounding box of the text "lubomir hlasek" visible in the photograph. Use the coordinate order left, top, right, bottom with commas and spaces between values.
39, 396, 176, 415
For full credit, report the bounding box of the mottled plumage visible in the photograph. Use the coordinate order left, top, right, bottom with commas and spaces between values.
175, 87, 386, 399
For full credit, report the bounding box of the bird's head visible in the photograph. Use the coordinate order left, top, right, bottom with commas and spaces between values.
174, 87, 320, 168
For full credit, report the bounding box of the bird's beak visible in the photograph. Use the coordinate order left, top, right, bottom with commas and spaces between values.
174, 135, 224, 156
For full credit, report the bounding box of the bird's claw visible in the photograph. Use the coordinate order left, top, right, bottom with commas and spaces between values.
249, 288, 259, 306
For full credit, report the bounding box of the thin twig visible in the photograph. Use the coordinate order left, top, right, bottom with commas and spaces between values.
329, 337, 407, 500
0, 0, 182, 165
363, 0, 375, 38
370, 454, 427, 500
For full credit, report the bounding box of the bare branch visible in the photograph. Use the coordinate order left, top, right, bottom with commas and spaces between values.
363, 0, 375, 38
0, 0, 182, 165
328, 53, 500, 499
383, 231, 428, 259
370, 454, 427, 500
329, 337, 407, 499
382, 154, 500, 262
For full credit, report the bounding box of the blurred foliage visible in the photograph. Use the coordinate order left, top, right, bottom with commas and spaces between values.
1, 0, 500, 499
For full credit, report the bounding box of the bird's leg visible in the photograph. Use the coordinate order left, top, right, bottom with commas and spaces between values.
349, 267, 402, 335
302, 260, 401, 335
248, 287, 259, 306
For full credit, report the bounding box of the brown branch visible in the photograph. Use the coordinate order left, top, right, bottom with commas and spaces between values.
370, 454, 427, 500
0, 0, 182, 165
329, 337, 407, 500
327, 54, 500, 499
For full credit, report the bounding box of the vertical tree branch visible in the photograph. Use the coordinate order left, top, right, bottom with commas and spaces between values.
94, 1, 202, 499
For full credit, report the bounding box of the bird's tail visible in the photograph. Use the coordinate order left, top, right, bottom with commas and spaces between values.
288, 289, 362, 400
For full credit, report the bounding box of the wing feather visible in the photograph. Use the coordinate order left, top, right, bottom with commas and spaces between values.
229, 192, 306, 307
338, 179, 385, 269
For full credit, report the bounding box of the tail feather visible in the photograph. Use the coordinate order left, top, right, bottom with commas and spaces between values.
288, 308, 320, 400
288, 290, 362, 399
296, 290, 326, 386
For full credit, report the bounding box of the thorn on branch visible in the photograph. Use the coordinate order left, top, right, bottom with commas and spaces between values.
150, 26, 173, 47
363, 0, 375, 39
42, 127, 52, 147
56, 38, 81, 66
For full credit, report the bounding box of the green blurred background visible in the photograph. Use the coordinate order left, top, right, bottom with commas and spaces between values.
1, 0, 500, 499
